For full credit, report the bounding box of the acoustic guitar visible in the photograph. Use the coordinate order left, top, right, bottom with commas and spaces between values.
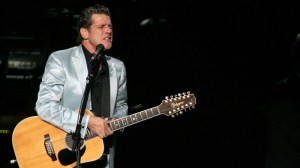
12, 92, 196, 168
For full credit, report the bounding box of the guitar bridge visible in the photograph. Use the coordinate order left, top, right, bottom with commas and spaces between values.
44, 134, 57, 161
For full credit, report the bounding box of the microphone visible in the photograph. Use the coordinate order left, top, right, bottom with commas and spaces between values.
90, 44, 105, 75
91, 44, 105, 61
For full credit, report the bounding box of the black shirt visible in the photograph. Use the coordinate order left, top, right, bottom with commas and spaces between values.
82, 45, 110, 118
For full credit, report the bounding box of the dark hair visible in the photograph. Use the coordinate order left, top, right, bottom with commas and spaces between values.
76, 4, 112, 44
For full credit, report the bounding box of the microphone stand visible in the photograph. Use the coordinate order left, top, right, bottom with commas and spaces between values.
73, 44, 104, 168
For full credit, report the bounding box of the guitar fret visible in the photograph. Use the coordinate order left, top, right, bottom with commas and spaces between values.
135, 112, 142, 121
85, 129, 96, 140
141, 110, 147, 119
110, 121, 116, 130
118, 118, 125, 128
114, 120, 120, 129
109, 122, 116, 131
126, 116, 133, 125
146, 108, 153, 118
122, 118, 128, 126
131, 114, 138, 124
152, 107, 160, 115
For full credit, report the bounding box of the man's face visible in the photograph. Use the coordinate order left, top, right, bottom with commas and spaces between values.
87, 14, 113, 50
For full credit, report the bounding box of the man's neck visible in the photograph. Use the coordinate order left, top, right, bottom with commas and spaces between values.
82, 42, 96, 54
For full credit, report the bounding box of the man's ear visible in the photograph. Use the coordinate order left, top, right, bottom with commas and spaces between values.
80, 28, 89, 40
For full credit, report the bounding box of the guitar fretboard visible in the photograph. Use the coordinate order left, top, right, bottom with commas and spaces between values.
109, 106, 160, 131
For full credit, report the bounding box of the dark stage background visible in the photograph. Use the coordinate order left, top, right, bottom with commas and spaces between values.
1, 0, 300, 168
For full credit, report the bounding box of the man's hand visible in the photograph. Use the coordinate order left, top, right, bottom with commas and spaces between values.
88, 115, 113, 138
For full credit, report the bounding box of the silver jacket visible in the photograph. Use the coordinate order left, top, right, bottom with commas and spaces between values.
35, 44, 128, 168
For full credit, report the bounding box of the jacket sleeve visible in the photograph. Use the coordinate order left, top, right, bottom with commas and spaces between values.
35, 52, 89, 137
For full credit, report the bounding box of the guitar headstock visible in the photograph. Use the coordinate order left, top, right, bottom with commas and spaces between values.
158, 91, 196, 117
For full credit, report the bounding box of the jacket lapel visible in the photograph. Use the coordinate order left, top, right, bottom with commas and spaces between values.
108, 59, 117, 115
72, 45, 89, 94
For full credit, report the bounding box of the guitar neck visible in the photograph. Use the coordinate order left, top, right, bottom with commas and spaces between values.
108, 106, 160, 131
84, 92, 196, 140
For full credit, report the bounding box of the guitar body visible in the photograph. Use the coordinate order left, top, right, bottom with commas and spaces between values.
12, 115, 104, 168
